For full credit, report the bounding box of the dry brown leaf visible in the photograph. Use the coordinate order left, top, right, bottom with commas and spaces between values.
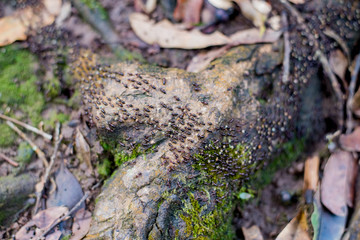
0, 0, 62, 46
15, 206, 68, 240
329, 49, 348, 82
75, 128, 92, 171
303, 155, 319, 192
187, 28, 282, 72
174, 0, 203, 26
129, 13, 230, 49
70, 208, 92, 240
276, 210, 311, 240
242, 225, 264, 240
339, 127, 360, 152
321, 150, 356, 216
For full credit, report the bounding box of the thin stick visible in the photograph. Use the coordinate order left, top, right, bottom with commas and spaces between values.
0, 113, 52, 140
6, 121, 48, 168
38, 193, 89, 240
280, 0, 343, 102
33, 122, 62, 214
281, 11, 290, 84
0, 152, 19, 167
346, 54, 360, 133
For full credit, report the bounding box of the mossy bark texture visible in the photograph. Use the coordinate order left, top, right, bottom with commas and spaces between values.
73, 1, 360, 239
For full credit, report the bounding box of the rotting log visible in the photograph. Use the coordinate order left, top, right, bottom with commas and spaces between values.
71, 1, 360, 239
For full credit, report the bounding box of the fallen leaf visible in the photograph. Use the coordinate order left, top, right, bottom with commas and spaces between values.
342, 169, 360, 240
46, 161, 85, 211
339, 127, 360, 151
288, 0, 305, 4
234, 0, 267, 33
276, 210, 311, 240
267, 15, 281, 31
311, 189, 347, 240
174, 0, 204, 26
145, 0, 157, 13
187, 28, 282, 72
252, 0, 271, 15
242, 225, 264, 240
208, 0, 233, 10
70, 208, 92, 240
186, 45, 230, 72
303, 155, 320, 192
129, 13, 230, 49
229, 28, 282, 45
0, 0, 62, 46
321, 150, 355, 216
329, 49, 348, 82
15, 206, 68, 240
75, 127, 93, 171
55, 1, 72, 27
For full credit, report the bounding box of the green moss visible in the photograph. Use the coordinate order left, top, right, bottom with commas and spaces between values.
80, 0, 109, 20
0, 124, 17, 147
16, 142, 34, 164
179, 192, 234, 240
251, 138, 305, 189
114, 144, 142, 167
193, 142, 250, 183
0, 46, 45, 124
44, 110, 70, 130
97, 158, 112, 178
44, 77, 61, 99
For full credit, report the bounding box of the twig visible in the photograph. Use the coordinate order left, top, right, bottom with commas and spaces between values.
346, 54, 360, 133
38, 193, 89, 240
280, 0, 343, 102
0, 152, 19, 167
324, 27, 351, 63
281, 11, 290, 84
0, 113, 52, 140
6, 121, 48, 168
33, 122, 62, 214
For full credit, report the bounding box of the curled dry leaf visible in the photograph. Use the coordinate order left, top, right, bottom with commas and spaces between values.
187, 28, 282, 72
276, 210, 311, 240
71, 208, 92, 240
0, 0, 62, 46
321, 150, 356, 216
75, 128, 93, 171
329, 49, 348, 82
242, 225, 264, 240
339, 127, 360, 151
15, 206, 68, 240
129, 13, 230, 49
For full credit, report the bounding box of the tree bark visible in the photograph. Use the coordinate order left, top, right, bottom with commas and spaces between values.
74, 1, 360, 239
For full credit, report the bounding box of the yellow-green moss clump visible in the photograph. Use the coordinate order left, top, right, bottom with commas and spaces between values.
0, 45, 45, 146
179, 192, 234, 240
